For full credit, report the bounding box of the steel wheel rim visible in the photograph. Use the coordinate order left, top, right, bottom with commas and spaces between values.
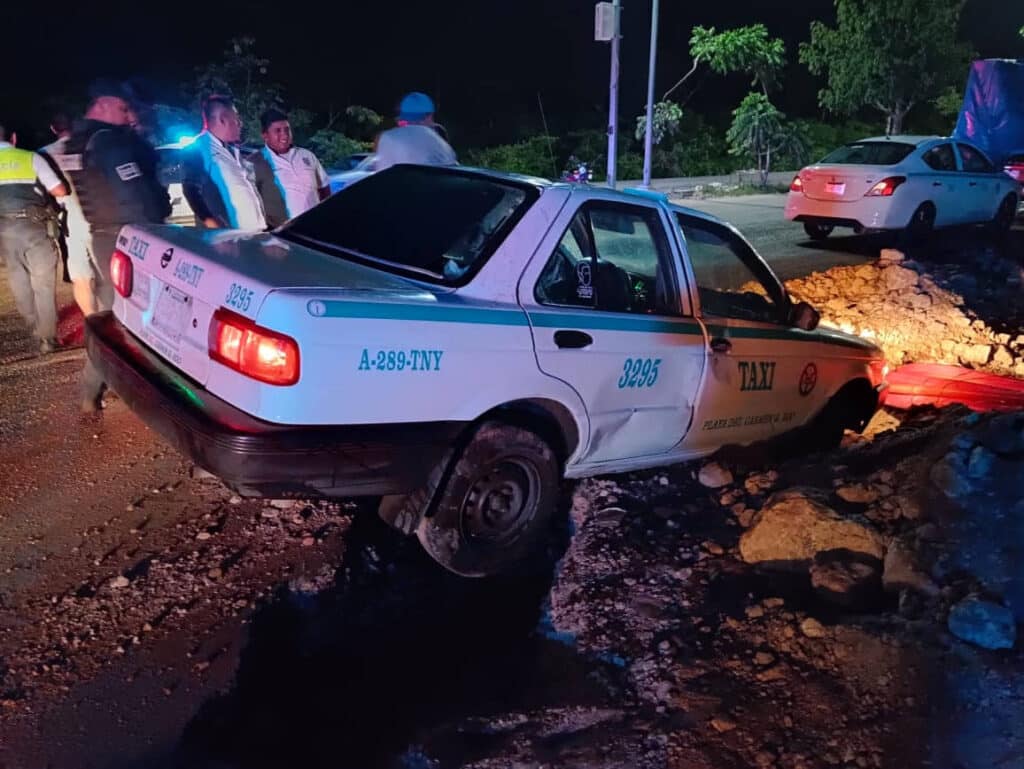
460, 457, 540, 547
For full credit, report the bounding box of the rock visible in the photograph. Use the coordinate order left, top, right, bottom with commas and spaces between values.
744, 471, 779, 495
882, 540, 938, 597
947, 596, 1016, 650
269, 499, 296, 510
754, 651, 775, 666
993, 346, 1015, 368
930, 453, 971, 499
960, 344, 993, 366
836, 483, 880, 504
710, 717, 737, 733
978, 413, 1024, 455
195, 531, 211, 541
881, 265, 919, 292
738, 508, 757, 528
763, 597, 785, 609
190, 466, 217, 481
878, 248, 904, 264
110, 576, 130, 589
207, 567, 223, 580
739, 489, 885, 571
800, 617, 827, 638
967, 445, 997, 480
228, 495, 242, 505
699, 462, 733, 489
745, 605, 765, 619
702, 540, 725, 556
810, 550, 883, 608
301, 536, 316, 547
261, 508, 280, 520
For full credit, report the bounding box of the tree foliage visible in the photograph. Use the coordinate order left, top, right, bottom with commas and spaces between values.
800, 0, 972, 135
727, 93, 808, 185
635, 101, 683, 145
664, 24, 786, 102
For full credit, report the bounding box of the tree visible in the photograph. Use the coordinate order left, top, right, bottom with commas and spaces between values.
635, 101, 683, 145
727, 93, 808, 186
800, 0, 972, 135
663, 24, 786, 102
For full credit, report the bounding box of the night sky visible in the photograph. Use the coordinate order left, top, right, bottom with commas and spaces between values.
4, 0, 1023, 147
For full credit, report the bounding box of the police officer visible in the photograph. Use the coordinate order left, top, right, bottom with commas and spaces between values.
0, 121, 67, 353
66, 80, 170, 412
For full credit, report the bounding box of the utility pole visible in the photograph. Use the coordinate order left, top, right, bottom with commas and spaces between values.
596, 1, 621, 188
641, 0, 660, 188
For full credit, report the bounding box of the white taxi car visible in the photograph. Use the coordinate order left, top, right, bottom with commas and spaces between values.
785, 135, 1019, 241
86, 165, 887, 576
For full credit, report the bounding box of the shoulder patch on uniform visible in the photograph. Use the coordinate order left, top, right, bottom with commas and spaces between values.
115, 162, 142, 181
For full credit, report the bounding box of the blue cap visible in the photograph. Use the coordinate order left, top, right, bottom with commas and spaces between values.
398, 92, 435, 122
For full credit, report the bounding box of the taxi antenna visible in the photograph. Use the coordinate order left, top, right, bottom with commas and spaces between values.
537, 91, 557, 179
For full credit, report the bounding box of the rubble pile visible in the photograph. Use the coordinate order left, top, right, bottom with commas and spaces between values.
786, 249, 1024, 375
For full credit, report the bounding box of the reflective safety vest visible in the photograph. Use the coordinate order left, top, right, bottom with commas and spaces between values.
0, 147, 44, 216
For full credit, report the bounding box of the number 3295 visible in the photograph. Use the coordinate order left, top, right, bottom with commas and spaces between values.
618, 357, 661, 388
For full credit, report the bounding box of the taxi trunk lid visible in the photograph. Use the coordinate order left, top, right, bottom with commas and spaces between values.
113, 224, 427, 387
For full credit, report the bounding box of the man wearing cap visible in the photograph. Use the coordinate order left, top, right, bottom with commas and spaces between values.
183, 95, 266, 231
0, 121, 67, 354
250, 108, 330, 228
65, 79, 170, 411
375, 92, 457, 172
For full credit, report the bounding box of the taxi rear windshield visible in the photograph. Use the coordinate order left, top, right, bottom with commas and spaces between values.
819, 141, 916, 166
278, 165, 538, 285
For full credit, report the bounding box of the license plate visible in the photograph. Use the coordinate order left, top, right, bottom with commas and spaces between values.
152, 285, 191, 343
825, 182, 846, 195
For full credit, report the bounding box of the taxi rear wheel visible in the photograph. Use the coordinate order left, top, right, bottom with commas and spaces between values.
803, 221, 834, 241
804, 380, 878, 452
416, 422, 561, 577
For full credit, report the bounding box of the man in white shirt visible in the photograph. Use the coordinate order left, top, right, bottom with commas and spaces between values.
375, 92, 457, 172
183, 96, 267, 230
251, 108, 330, 228
40, 113, 97, 316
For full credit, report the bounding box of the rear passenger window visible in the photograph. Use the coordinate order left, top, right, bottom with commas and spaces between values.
957, 144, 995, 173
923, 144, 956, 172
535, 203, 680, 316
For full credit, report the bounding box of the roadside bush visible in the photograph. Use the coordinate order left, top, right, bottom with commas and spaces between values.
464, 136, 557, 178
306, 129, 369, 169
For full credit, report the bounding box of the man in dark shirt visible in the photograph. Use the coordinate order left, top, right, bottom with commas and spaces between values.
67, 79, 170, 412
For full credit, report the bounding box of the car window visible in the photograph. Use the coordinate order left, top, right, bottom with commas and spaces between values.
819, 141, 916, 166
279, 166, 537, 285
922, 144, 956, 172
957, 143, 995, 173
535, 202, 679, 316
678, 215, 785, 324
156, 149, 183, 186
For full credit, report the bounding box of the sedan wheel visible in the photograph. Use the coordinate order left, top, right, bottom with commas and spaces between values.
803, 221, 834, 241
902, 203, 935, 247
991, 195, 1017, 237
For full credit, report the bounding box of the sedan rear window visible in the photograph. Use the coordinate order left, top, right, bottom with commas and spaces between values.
278, 165, 537, 285
819, 141, 915, 166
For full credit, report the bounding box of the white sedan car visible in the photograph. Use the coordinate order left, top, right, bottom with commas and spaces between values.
785, 136, 1019, 241
86, 165, 886, 576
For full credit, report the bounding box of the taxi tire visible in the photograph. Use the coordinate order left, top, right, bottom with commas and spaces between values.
416, 421, 560, 578
901, 203, 935, 248
990, 195, 1017, 238
804, 381, 878, 453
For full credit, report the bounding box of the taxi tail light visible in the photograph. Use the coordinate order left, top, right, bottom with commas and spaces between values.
864, 176, 906, 197
208, 308, 300, 386
789, 175, 803, 193
110, 249, 133, 298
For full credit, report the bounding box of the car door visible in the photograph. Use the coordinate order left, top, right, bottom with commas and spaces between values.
956, 142, 1000, 222
919, 142, 961, 226
676, 213, 827, 450
519, 197, 706, 466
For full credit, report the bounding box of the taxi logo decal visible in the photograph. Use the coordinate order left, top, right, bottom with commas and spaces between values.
739, 361, 775, 392
576, 262, 593, 300
799, 363, 818, 396
307, 300, 327, 317
160, 247, 174, 269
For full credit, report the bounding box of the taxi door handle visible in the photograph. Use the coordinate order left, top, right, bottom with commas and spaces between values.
932, 181, 943, 187
969, 181, 978, 187
710, 337, 732, 353
554, 330, 593, 349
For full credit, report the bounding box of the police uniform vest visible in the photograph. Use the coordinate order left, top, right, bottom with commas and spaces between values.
0, 147, 46, 217
64, 120, 169, 230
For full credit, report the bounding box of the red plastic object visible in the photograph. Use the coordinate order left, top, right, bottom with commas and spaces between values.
881, 363, 1024, 412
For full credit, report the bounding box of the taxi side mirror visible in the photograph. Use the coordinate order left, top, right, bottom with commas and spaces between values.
789, 300, 820, 331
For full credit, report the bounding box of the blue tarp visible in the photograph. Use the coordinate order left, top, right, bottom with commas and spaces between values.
953, 59, 1024, 166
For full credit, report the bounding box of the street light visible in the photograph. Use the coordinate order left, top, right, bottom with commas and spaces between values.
641, 0, 660, 188
596, 1, 621, 188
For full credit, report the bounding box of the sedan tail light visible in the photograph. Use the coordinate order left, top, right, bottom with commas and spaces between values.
789, 175, 803, 192
208, 308, 300, 386
110, 249, 133, 298
1004, 163, 1024, 182
864, 176, 906, 197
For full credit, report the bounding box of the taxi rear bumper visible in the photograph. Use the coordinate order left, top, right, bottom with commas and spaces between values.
85, 311, 464, 498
